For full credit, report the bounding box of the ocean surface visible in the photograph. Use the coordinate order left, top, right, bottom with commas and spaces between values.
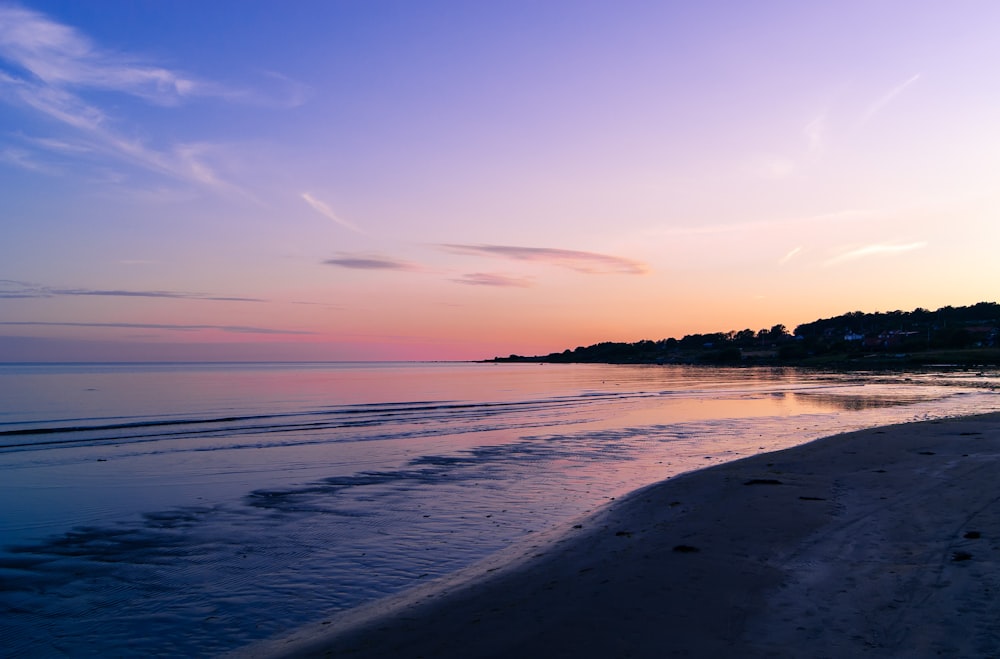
1, 361, 999, 657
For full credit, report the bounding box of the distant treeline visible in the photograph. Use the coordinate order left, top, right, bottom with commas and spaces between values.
492, 302, 1000, 367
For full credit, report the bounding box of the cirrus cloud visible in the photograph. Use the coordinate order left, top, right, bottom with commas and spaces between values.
440, 244, 648, 275
861, 74, 921, 125
302, 193, 365, 234
0, 279, 263, 302
778, 246, 803, 265
451, 272, 533, 288
824, 241, 927, 266
0, 5, 302, 192
0, 321, 313, 335
323, 253, 421, 271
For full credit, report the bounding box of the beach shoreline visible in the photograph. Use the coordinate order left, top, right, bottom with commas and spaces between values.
236, 412, 1000, 658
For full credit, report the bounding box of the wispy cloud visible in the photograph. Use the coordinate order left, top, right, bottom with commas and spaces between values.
323, 253, 420, 271
0, 146, 56, 173
824, 241, 927, 266
21, 135, 93, 154
452, 272, 533, 288
0, 5, 295, 191
440, 244, 648, 275
0, 280, 263, 302
861, 74, 921, 124
302, 193, 365, 234
0, 6, 204, 102
0, 321, 313, 335
778, 246, 803, 265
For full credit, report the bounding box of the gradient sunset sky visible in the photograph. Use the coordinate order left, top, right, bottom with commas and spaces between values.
2, 1, 998, 361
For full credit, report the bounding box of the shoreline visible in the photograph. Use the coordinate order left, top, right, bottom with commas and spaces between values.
237, 412, 1000, 658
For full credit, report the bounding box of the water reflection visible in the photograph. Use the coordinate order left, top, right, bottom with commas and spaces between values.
784, 391, 933, 411
0, 363, 998, 657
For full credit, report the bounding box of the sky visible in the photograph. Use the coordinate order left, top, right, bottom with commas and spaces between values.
1, 1, 998, 361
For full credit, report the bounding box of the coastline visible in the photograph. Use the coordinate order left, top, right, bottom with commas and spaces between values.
237, 412, 1000, 658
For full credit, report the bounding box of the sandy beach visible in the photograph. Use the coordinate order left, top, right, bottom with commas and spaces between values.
239, 412, 1000, 658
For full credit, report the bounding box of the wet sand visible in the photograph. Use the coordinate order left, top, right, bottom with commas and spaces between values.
238, 413, 1000, 658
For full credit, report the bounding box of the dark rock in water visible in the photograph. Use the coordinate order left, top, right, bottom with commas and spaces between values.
672, 545, 700, 553
744, 478, 783, 485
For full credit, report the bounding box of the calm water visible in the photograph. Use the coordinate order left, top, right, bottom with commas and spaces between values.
1, 362, 999, 656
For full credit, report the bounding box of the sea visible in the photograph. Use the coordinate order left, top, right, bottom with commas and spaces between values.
1, 361, 999, 657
